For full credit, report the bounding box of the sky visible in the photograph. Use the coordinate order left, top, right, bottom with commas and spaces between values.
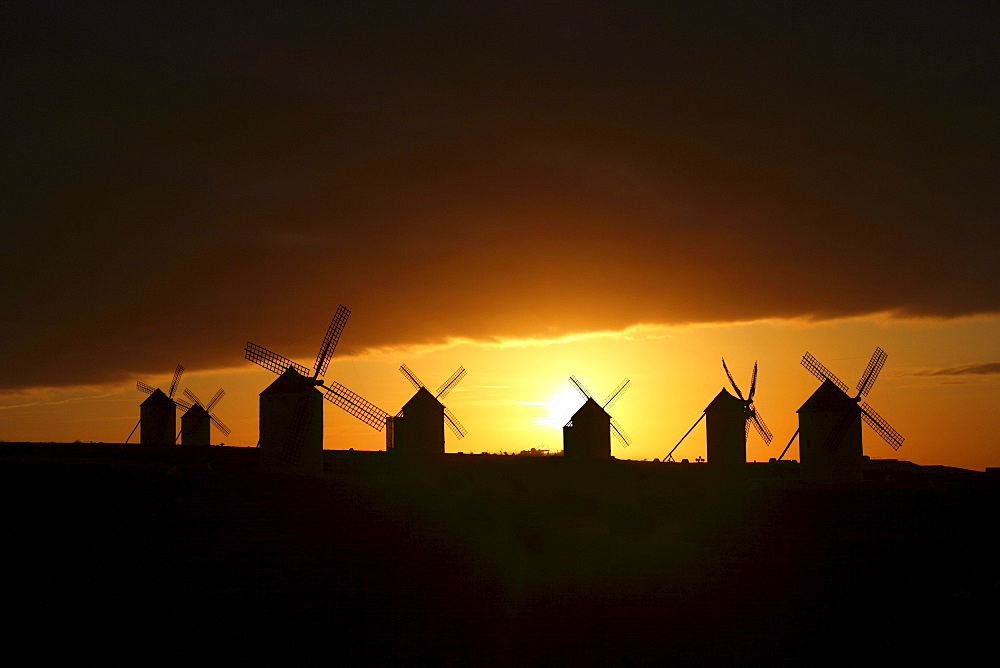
2, 2, 998, 469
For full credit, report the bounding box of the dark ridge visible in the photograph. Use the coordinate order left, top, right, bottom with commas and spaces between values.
3, 443, 996, 663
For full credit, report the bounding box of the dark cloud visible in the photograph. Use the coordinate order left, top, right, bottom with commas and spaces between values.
914, 363, 1000, 377
2, 2, 998, 391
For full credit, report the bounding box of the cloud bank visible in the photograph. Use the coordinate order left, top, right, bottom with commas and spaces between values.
2, 3, 997, 391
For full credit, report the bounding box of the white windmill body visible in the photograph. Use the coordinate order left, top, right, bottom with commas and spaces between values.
387, 365, 467, 455
706, 360, 772, 466
562, 376, 631, 459
705, 389, 751, 466
180, 388, 231, 446
259, 368, 325, 474
793, 348, 904, 483
140, 389, 178, 445
668, 359, 772, 465
133, 364, 192, 445
245, 305, 390, 476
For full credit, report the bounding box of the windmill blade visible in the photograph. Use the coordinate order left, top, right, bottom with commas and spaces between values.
205, 388, 226, 412
246, 342, 312, 377
436, 366, 467, 400
778, 428, 799, 461
173, 398, 193, 412
860, 401, 905, 450
749, 407, 773, 444
168, 364, 185, 398
668, 412, 706, 461
568, 375, 592, 400
603, 378, 631, 409
279, 396, 312, 466
748, 362, 758, 402
444, 406, 468, 438
801, 352, 851, 394
722, 358, 745, 400
823, 410, 855, 453
137, 381, 156, 395
183, 388, 205, 409
610, 417, 631, 448
399, 364, 425, 390
322, 380, 391, 431
210, 413, 232, 437
314, 305, 351, 379
856, 347, 888, 398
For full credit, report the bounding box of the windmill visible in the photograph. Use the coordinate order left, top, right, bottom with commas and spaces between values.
127, 364, 192, 445
562, 375, 631, 459
782, 347, 904, 482
245, 304, 390, 476
666, 359, 772, 465
386, 364, 467, 455
179, 387, 231, 446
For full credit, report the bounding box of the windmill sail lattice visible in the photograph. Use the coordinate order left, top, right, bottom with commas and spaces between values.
799, 347, 903, 451
397, 364, 468, 438
245, 305, 390, 469
129, 364, 193, 444
567, 375, 632, 449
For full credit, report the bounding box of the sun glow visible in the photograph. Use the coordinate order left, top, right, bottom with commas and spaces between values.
538, 387, 584, 428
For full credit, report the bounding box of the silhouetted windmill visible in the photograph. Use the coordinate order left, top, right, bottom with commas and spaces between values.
127, 364, 192, 445
667, 359, 772, 465
179, 388, 231, 446
562, 376, 631, 459
386, 364, 467, 455
245, 304, 390, 476
782, 347, 904, 482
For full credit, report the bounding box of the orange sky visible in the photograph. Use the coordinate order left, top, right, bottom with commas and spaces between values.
2, 4, 997, 467
2, 313, 997, 471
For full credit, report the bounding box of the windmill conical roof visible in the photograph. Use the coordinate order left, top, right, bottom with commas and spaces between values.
705, 387, 746, 413
141, 388, 175, 408
402, 386, 442, 412
798, 379, 857, 413
182, 403, 209, 419
571, 396, 610, 420
261, 366, 316, 395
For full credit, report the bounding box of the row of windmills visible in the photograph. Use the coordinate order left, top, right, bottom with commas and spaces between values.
662, 348, 904, 482
128, 364, 231, 447
128, 305, 905, 483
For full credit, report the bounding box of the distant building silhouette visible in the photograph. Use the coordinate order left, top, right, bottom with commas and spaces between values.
795, 348, 904, 483
798, 379, 864, 482
705, 388, 751, 467
140, 388, 179, 445
671, 359, 772, 465
245, 305, 390, 476
131, 364, 191, 445
562, 376, 631, 459
179, 388, 230, 446
386, 365, 467, 455
564, 396, 612, 458
259, 367, 325, 475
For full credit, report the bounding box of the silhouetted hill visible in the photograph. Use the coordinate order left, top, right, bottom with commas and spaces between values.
2, 444, 996, 664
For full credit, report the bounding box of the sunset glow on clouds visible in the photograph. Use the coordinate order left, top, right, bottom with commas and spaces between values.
2, 3, 997, 468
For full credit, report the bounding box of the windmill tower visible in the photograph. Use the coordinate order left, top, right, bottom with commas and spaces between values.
245, 304, 390, 476
707, 359, 773, 466
562, 376, 631, 459
179, 388, 231, 446
129, 364, 192, 445
788, 347, 904, 483
666, 360, 772, 465
386, 364, 467, 455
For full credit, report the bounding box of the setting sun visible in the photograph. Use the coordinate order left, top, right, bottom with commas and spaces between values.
539, 386, 584, 429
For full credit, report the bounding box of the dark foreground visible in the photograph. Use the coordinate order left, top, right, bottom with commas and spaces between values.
4, 444, 997, 664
